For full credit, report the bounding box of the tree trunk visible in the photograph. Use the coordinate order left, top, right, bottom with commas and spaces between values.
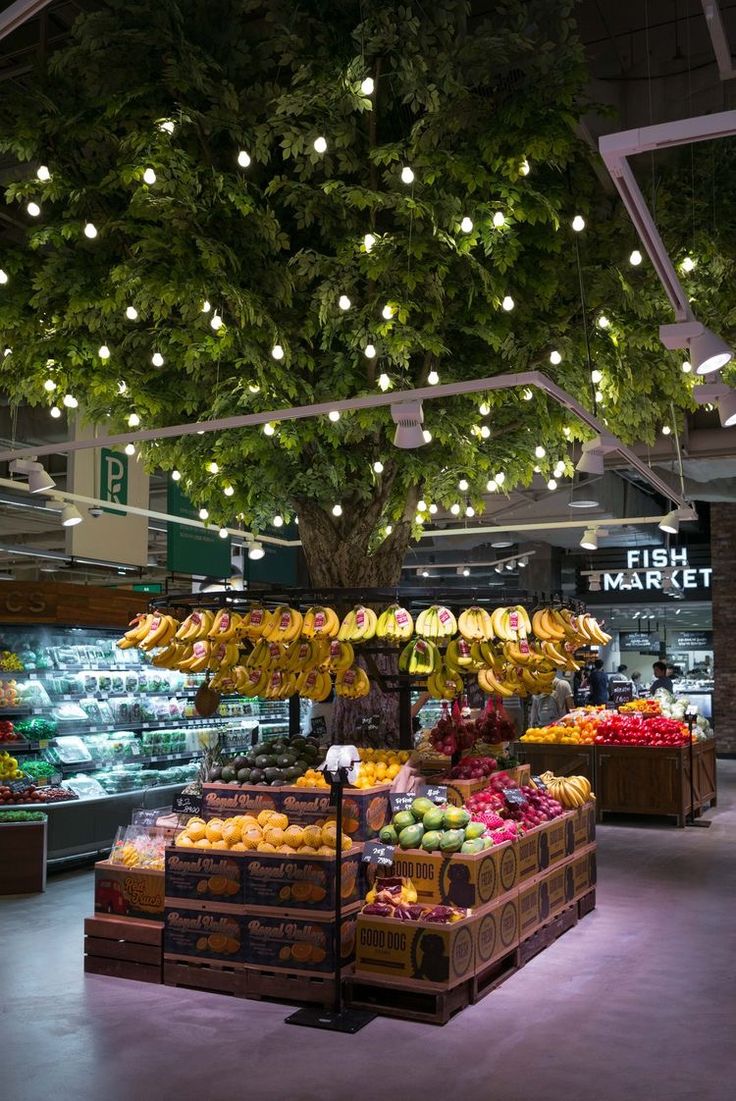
292, 481, 420, 746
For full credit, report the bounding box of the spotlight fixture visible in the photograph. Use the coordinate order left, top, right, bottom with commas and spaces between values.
588, 573, 602, 592
247, 541, 265, 560
518, 557, 528, 568
60, 502, 83, 527
576, 433, 617, 476
660, 320, 732, 375
717, 389, 736, 427
391, 400, 427, 449
580, 528, 598, 550
693, 379, 736, 428
9, 459, 56, 494
658, 509, 680, 535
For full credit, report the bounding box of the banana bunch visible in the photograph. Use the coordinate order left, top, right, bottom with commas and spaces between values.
296, 667, 333, 701
233, 665, 269, 697
574, 611, 611, 646
375, 603, 413, 642
302, 605, 340, 638
415, 605, 457, 640
539, 771, 594, 807
457, 606, 494, 641
491, 605, 532, 642
263, 670, 299, 699
398, 638, 440, 675
285, 638, 329, 674
151, 641, 192, 669
137, 614, 179, 652
175, 609, 215, 642
338, 605, 378, 641
116, 612, 157, 650
264, 605, 304, 642
427, 667, 464, 699
207, 609, 244, 641
178, 640, 211, 673
327, 639, 355, 673
208, 641, 240, 670
445, 637, 477, 672
477, 665, 515, 697
335, 665, 371, 698
241, 605, 272, 639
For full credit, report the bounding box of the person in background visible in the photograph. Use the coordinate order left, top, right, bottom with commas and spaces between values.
610, 664, 630, 683
630, 670, 642, 696
588, 659, 609, 705
573, 664, 590, 706
530, 673, 572, 727
651, 661, 674, 694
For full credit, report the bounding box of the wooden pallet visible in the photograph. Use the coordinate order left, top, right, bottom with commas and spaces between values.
84, 915, 163, 985
245, 966, 338, 1007
577, 889, 596, 919
346, 971, 471, 1026
470, 948, 519, 1004
518, 903, 579, 967
163, 955, 245, 996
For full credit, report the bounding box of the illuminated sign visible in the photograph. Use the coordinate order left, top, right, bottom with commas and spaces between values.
585, 548, 711, 595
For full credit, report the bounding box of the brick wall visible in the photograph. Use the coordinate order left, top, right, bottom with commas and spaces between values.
711, 503, 736, 754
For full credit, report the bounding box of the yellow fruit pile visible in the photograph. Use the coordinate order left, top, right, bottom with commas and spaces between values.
175, 810, 353, 854
0, 752, 22, 780
353, 748, 410, 788
295, 768, 330, 789
538, 772, 594, 808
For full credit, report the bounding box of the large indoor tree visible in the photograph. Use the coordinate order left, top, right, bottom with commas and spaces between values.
0, 0, 731, 587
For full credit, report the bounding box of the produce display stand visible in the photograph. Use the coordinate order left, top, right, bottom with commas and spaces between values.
0, 815, 47, 894
84, 914, 163, 984
513, 744, 596, 786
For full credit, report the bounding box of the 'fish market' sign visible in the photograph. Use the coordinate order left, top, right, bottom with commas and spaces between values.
584, 548, 711, 594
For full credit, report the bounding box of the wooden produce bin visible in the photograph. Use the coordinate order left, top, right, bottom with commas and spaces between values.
518, 844, 597, 941
693, 739, 717, 813
202, 782, 390, 840
0, 817, 47, 894
444, 764, 531, 807
514, 742, 596, 786
515, 811, 577, 883
596, 744, 716, 827
387, 841, 518, 908
84, 914, 163, 984
355, 909, 476, 988
94, 861, 164, 919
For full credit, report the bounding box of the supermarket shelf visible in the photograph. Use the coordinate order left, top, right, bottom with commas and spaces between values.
56, 743, 256, 771
0, 706, 32, 716
11, 782, 189, 811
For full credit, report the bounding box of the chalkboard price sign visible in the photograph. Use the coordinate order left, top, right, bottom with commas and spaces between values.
362, 840, 395, 866
503, 788, 527, 808
532, 775, 547, 792
172, 791, 203, 817
310, 715, 328, 739
389, 791, 415, 813
417, 783, 448, 805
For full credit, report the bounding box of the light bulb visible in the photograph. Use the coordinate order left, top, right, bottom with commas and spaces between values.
125, 443, 136, 456
427, 370, 439, 385
662, 425, 672, 436
465, 506, 475, 517
273, 514, 284, 527
480, 425, 490, 439
378, 372, 391, 391
400, 166, 414, 184
219, 527, 229, 539
534, 445, 546, 458
682, 360, 692, 374
597, 315, 610, 329
207, 461, 219, 474
460, 216, 473, 233
328, 409, 341, 422
125, 306, 138, 320
554, 462, 565, 477
128, 413, 140, 427
495, 471, 506, 485
462, 567, 470, 577
550, 350, 561, 365
416, 513, 425, 524
198, 508, 209, 520
629, 249, 642, 266
450, 503, 461, 515
117, 380, 128, 395
332, 504, 343, 517
223, 484, 234, 496
36, 165, 50, 181
572, 215, 585, 232
458, 479, 469, 491
338, 294, 351, 310
171, 469, 181, 481
502, 295, 514, 311
422, 429, 432, 443
361, 76, 374, 95
591, 368, 603, 384
519, 158, 530, 176
152, 352, 164, 367
523, 388, 533, 401
159, 120, 175, 134
210, 313, 223, 330
429, 503, 437, 514
271, 343, 284, 360
533, 465, 541, 473
373, 461, 384, 474
313, 136, 327, 154
248, 383, 260, 393
27, 202, 41, 217
98, 345, 110, 360
237, 150, 251, 168
63, 394, 78, 409
417, 498, 428, 511
83, 222, 97, 238
202, 300, 211, 313
50, 406, 61, 418
547, 478, 557, 490
263, 422, 275, 436
594, 390, 603, 403
563, 426, 571, 437
364, 233, 375, 252
382, 304, 393, 320
479, 401, 490, 416
365, 343, 377, 358
486, 479, 497, 492
0, 269, 7, 284
43, 379, 56, 392
143, 167, 156, 185
385, 524, 393, 535
492, 211, 505, 228
681, 256, 695, 273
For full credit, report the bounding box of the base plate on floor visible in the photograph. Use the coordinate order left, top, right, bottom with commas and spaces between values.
285, 1006, 376, 1033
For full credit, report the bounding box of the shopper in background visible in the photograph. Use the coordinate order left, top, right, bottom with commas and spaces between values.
588, 659, 609, 705
631, 670, 642, 696
530, 674, 573, 727
610, 664, 631, 684
650, 661, 674, 694
573, 664, 590, 706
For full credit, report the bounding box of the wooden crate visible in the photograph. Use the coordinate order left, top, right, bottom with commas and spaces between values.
163, 955, 246, 996
597, 746, 689, 826
514, 743, 596, 786
346, 970, 471, 1026
578, 889, 596, 919
0, 819, 46, 895
202, 783, 390, 840
693, 739, 717, 811
94, 862, 165, 919
355, 910, 475, 988
518, 902, 579, 967
244, 965, 338, 1006
470, 947, 519, 1004
84, 915, 163, 984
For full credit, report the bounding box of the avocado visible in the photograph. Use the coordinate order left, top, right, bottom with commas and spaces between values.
283, 766, 301, 781
209, 765, 222, 781
263, 767, 282, 783
248, 768, 264, 784
232, 756, 247, 771
255, 755, 271, 769
293, 759, 309, 774
398, 823, 425, 849
379, 825, 398, 844
393, 810, 416, 832
270, 778, 286, 786
221, 765, 236, 783
411, 796, 435, 820
237, 768, 251, 783
277, 754, 296, 769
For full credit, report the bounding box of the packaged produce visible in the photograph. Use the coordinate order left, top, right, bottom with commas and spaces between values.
109, 826, 166, 870
0, 783, 76, 805
0, 650, 24, 672
362, 877, 469, 923
12, 716, 57, 740
0, 680, 20, 709
175, 809, 354, 853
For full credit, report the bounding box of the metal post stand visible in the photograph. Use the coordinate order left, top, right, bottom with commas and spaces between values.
285, 765, 376, 1033
685, 711, 710, 828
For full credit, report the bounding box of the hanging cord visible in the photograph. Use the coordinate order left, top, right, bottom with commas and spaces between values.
644, 0, 656, 219
573, 234, 597, 412
669, 399, 687, 501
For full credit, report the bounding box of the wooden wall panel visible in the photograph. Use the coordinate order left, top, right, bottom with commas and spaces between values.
0, 581, 148, 629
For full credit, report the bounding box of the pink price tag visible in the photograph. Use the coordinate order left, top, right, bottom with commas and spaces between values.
314, 611, 326, 630
438, 608, 451, 625
519, 640, 530, 655
279, 612, 291, 630
458, 640, 471, 657
395, 609, 410, 627
330, 641, 341, 657
508, 612, 519, 630
250, 609, 264, 626
219, 613, 230, 631
356, 609, 366, 628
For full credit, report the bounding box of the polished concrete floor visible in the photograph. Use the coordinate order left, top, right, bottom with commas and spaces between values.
3, 763, 736, 1101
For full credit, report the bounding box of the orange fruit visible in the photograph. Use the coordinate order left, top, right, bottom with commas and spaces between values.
205, 820, 223, 843
186, 821, 206, 842
175, 833, 194, 848
264, 827, 286, 847
284, 825, 304, 848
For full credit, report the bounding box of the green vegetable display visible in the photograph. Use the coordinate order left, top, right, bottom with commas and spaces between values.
0, 810, 47, 823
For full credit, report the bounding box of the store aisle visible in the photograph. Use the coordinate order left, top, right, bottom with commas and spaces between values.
3, 765, 735, 1101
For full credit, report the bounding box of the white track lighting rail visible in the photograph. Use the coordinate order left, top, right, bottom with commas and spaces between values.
701, 1, 736, 80
0, 0, 55, 42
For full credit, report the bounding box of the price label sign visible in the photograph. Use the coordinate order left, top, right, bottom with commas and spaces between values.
389, 791, 415, 813
362, 840, 395, 867
7, 777, 35, 793
310, 715, 328, 739
417, 783, 448, 805
132, 808, 165, 826
503, 787, 527, 808
532, 775, 547, 792
172, 791, 203, 817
